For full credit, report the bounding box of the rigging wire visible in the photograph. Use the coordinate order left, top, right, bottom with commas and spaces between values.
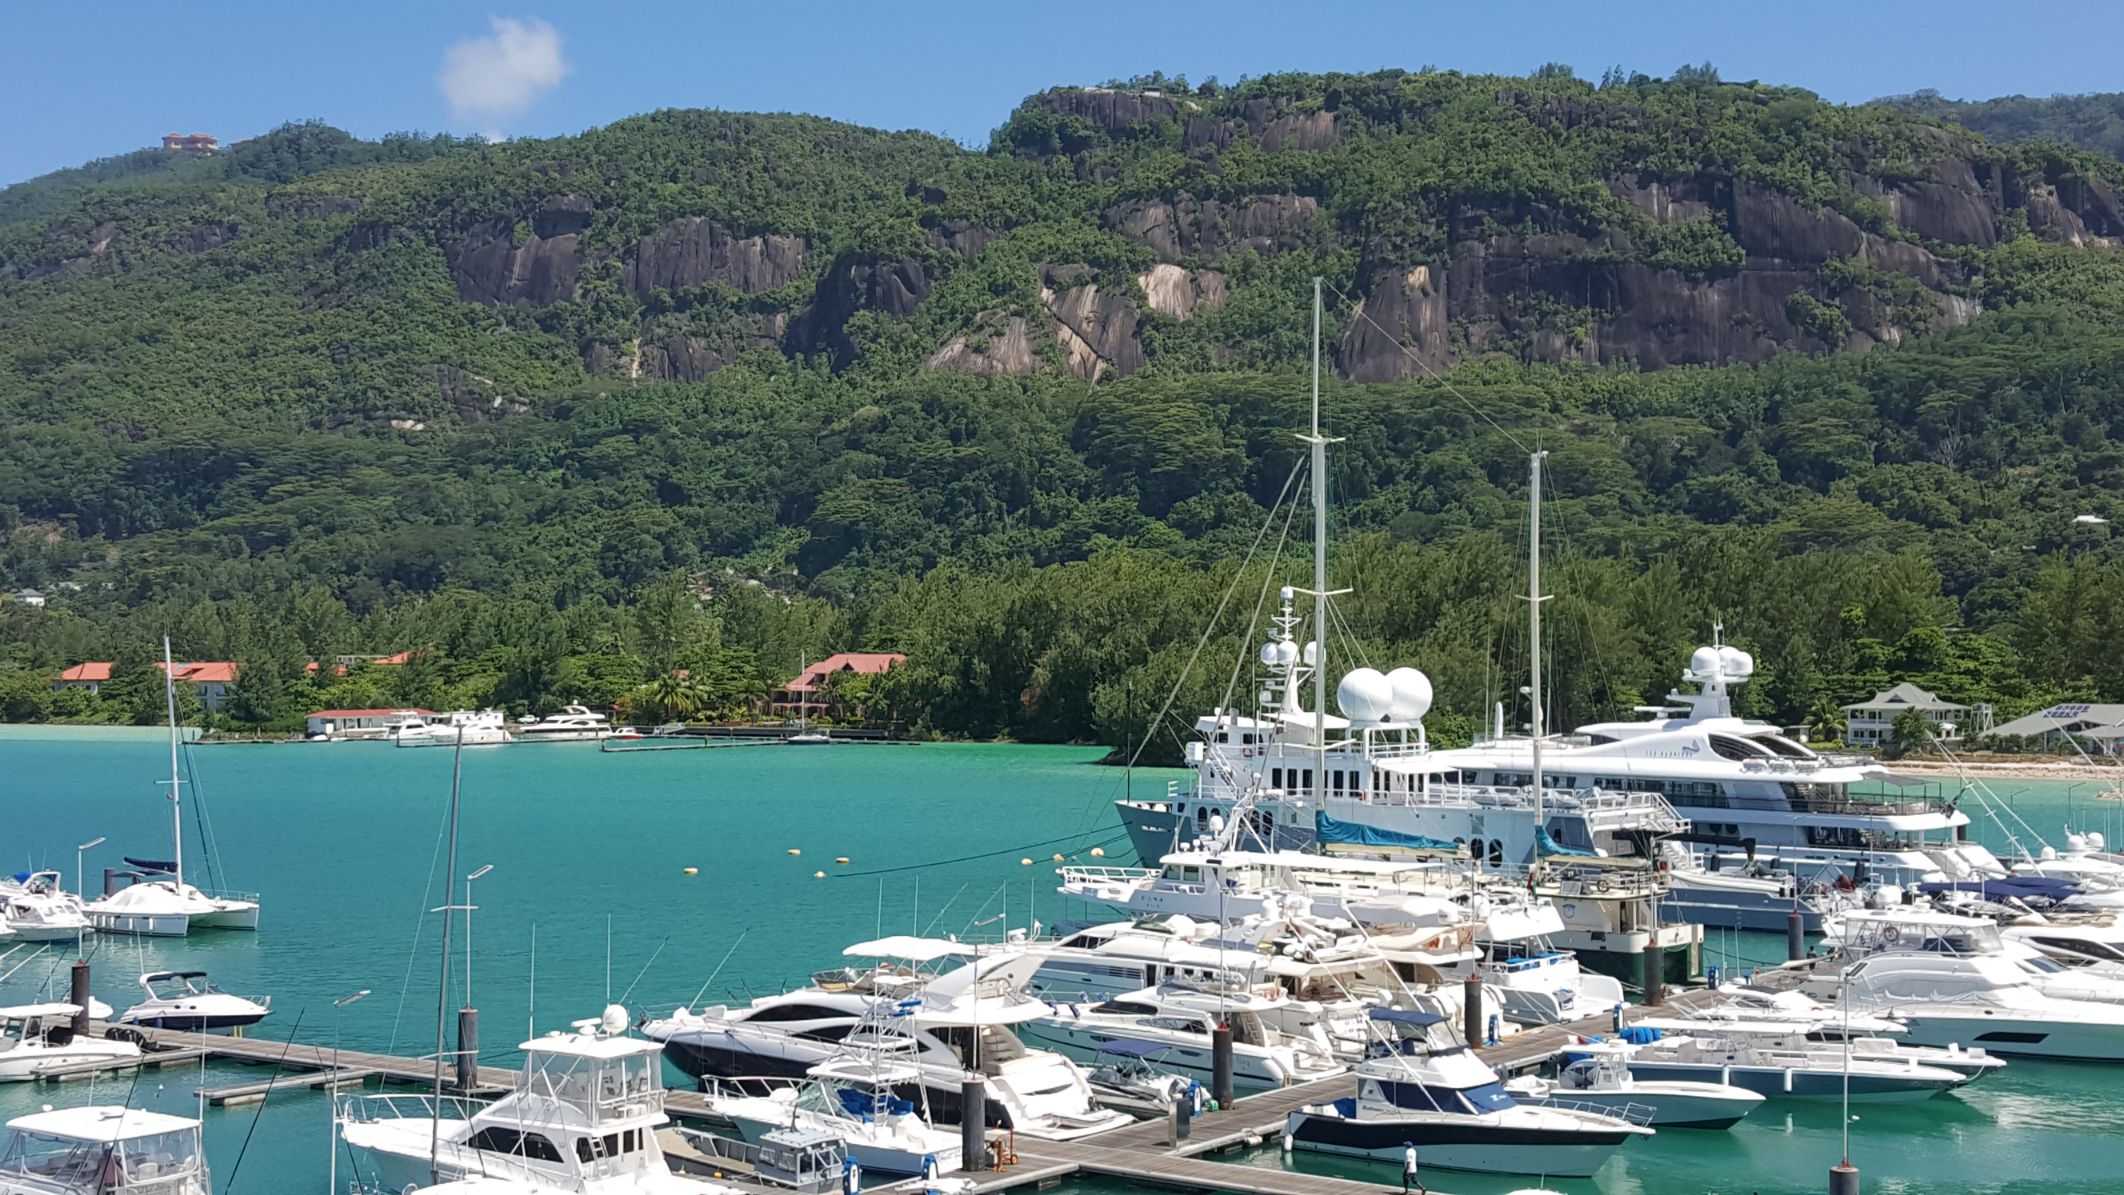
833, 829, 1131, 879
1325, 280, 1532, 454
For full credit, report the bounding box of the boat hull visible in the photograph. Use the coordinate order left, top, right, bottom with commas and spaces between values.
1282, 1106, 1638, 1177
1624, 1060, 1957, 1102
1018, 1021, 1321, 1095
87, 911, 189, 937
1518, 1085, 1761, 1129
1660, 887, 1832, 934
1896, 1013, 2124, 1062
190, 903, 260, 931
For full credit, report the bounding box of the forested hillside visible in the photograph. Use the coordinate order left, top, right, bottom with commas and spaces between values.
1874, 89, 2124, 166
3, 67, 2124, 751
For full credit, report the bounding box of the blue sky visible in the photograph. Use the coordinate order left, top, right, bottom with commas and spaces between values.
2, 1, 2114, 186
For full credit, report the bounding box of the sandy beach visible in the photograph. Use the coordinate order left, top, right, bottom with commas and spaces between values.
1885, 757, 2124, 785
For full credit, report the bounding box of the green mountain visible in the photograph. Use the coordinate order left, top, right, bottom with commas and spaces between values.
1873, 89, 2124, 165
3, 68, 2124, 745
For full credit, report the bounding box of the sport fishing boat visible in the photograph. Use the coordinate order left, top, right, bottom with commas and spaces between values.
642, 941, 1131, 1141
1282, 1009, 1653, 1177
515, 705, 617, 742
0, 1105, 211, 1194
1024, 984, 1344, 1094
337, 1005, 739, 1193
1503, 1042, 1764, 1129
0, 1004, 141, 1082
699, 1057, 963, 1178
83, 641, 259, 937
0, 872, 91, 943
113, 971, 270, 1032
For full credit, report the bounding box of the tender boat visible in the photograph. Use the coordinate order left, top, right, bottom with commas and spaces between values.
114, 971, 270, 1031
0, 1105, 210, 1194
1282, 1009, 1653, 1177
0, 1004, 141, 1083
515, 705, 617, 742
0, 872, 91, 943
338, 1005, 737, 1192
1082, 1040, 1191, 1117
1503, 1042, 1764, 1129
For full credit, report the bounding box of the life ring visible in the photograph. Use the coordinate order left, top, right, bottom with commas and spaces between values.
1882, 924, 1901, 943
1595, 877, 1612, 893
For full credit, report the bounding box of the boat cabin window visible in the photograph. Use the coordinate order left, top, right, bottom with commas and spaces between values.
1373, 1079, 1516, 1115
1489, 840, 1503, 866
1708, 734, 1769, 761
468, 1126, 567, 1162
576, 1128, 645, 1163
749, 1003, 847, 1023
2033, 936, 2124, 962
1469, 839, 1485, 867
1093, 999, 1160, 1016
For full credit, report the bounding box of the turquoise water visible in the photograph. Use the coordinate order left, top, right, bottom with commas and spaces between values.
3, 726, 2122, 1194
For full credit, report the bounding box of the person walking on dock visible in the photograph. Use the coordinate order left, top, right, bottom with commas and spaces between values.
1402, 1141, 1425, 1194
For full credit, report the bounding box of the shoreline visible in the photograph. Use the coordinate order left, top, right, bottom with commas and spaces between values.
1887, 758, 2124, 784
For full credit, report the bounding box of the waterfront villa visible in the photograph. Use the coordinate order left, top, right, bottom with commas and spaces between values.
1841, 683, 1973, 747
771, 651, 905, 716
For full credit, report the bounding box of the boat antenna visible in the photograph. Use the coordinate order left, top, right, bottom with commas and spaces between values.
1528, 451, 1551, 884
528, 923, 537, 1041
430, 736, 465, 1183
1309, 277, 1327, 813
161, 636, 184, 889
1123, 677, 1133, 803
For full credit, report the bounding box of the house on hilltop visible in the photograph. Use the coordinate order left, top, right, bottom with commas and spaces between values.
11, 588, 45, 608
51, 662, 112, 695
162, 132, 219, 153
51, 660, 240, 710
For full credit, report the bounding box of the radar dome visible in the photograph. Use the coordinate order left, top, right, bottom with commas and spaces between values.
1385, 668, 1434, 721
1337, 668, 1393, 723
1260, 642, 1280, 666
1689, 646, 1720, 677
1718, 646, 1754, 677
1272, 640, 1299, 666
602, 1005, 630, 1035
1302, 641, 1320, 667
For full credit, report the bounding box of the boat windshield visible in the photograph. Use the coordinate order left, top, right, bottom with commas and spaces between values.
1376, 1079, 1517, 1114
0, 1127, 205, 1195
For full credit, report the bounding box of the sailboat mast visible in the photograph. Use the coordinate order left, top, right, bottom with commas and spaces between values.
432, 738, 465, 1182
161, 636, 183, 889
1310, 277, 1327, 809
1528, 452, 1549, 867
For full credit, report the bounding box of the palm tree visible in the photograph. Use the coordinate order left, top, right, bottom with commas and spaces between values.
1804, 697, 1845, 745
634, 673, 713, 725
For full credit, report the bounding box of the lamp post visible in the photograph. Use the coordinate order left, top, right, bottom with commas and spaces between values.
329, 989, 370, 1195
464, 865, 493, 1010
75, 837, 105, 903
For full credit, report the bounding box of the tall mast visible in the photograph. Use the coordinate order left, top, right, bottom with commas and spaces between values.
1528, 452, 1550, 871
1310, 277, 1327, 810
161, 636, 183, 889
432, 738, 465, 1181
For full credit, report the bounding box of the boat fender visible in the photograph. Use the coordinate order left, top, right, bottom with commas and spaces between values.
1782, 1068, 1794, 1093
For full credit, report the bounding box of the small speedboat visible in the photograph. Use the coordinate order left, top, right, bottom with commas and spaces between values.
0, 1105, 209, 1194
1084, 1040, 1191, 1117
1506, 1043, 1763, 1129
116, 970, 271, 1031
0, 1003, 141, 1082
0, 871, 92, 942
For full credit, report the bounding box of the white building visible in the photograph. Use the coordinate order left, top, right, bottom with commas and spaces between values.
1841, 683, 1969, 747
1989, 702, 2124, 751
10, 588, 45, 608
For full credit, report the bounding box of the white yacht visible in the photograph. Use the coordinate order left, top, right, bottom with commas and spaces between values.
84, 642, 259, 937
113, 971, 270, 1032
1503, 1042, 1764, 1129
395, 709, 514, 747
0, 1105, 210, 1195
1628, 1014, 2007, 1080
1614, 1022, 1970, 1101
338, 1005, 738, 1193
1433, 899, 1628, 1027
0, 1004, 141, 1082
642, 942, 1130, 1141
1025, 984, 1344, 1093
1803, 911, 2124, 1060
516, 705, 617, 742
1283, 1009, 1652, 1177
701, 1057, 963, 1178
0, 872, 90, 942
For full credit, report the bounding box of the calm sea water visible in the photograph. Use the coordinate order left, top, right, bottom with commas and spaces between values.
3, 725, 2121, 1194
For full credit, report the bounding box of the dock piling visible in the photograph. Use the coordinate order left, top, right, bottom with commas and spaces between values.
1788, 909, 1806, 962
1211, 1023, 1234, 1107
455, 1007, 478, 1093
69, 962, 90, 1037
1462, 973, 1482, 1048
960, 1074, 986, 1172
1640, 947, 1664, 1007
1829, 1160, 1859, 1195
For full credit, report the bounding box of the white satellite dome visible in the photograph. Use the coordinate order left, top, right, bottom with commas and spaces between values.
1272, 639, 1299, 665
1337, 668, 1393, 723
1260, 641, 1280, 666
1689, 646, 1721, 676
602, 1005, 630, 1035
1385, 667, 1433, 721
2092, 832, 2109, 852
1718, 645, 1754, 677
1302, 640, 1320, 667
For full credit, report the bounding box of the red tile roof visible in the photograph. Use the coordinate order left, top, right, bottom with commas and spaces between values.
56, 662, 113, 683
160, 661, 239, 684
370, 650, 412, 665
783, 652, 906, 691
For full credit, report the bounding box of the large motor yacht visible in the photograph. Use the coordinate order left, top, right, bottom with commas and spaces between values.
1025, 983, 1344, 1094
516, 705, 618, 742
641, 942, 1130, 1141
394, 708, 514, 747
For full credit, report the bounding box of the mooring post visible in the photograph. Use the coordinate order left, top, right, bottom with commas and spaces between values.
1171, 1082, 1195, 1144
455, 1006, 478, 1092
1462, 973, 1483, 1047
70, 961, 91, 1036
1788, 908, 1807, 962
1641, 946, 1664, 1007
1211, 1021, 1234, 1107
103, 868, 120, 898
1829, 1160, 1860, 1195
960, 1074, 986, 1172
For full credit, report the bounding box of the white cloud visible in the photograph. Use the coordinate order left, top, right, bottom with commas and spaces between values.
439, 17, 569, 126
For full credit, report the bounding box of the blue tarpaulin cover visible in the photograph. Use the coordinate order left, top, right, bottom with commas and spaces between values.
1535, 825, 1597, 858
1314, 812, 1459, 853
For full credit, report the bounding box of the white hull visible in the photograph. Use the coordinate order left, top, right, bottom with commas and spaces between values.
89, 911, 189, 937
1897, 1011, 2124, 1061
0, 1043, 140, 1082
1, 924, 90, 943
190, 901, 260, 930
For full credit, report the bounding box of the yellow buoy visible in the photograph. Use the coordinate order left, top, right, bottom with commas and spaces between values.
813, 870, 826, 879
1052, 853, 1065, 862
1020, 857, 1034, 866
1090, 847, 1106, 858
682, 867, 699, 876
787, 849, 802, 856
835, 857, 851, 865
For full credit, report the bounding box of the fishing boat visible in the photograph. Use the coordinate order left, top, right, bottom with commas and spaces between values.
0, 1105, 210, 1194
1282, 1009, 1653, 1177
338, 1005, 739, 1192
0, 1004, 141, 1082
114, 971, 270, 1032
1503, 1042, 1764, 1129
0, 872, 91, 942
83, 641, 259, 937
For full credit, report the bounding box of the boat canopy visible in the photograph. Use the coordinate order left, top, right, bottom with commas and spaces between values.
1536, 825, 1597, 858
842, 936, 972, 963
0, 1003, 83, 1019
1366, 1008, 1445, 1027
1093, 1039, 1171, 1059
1313, 812, 1462, 855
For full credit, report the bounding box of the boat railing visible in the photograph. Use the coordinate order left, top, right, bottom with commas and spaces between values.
677, 1126, 844, 1194
1056, 865, 1160, 885
198, 888, 260, 904
1541, 1095, 1656, 1127
337, 1091, 486, 1124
